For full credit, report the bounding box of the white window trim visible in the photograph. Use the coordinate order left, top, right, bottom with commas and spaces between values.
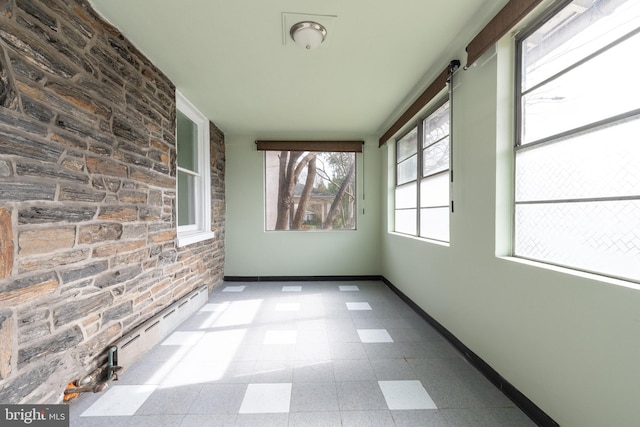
176, 90, 214, 246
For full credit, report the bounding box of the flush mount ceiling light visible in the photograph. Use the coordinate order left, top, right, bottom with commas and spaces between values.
290, 21, 327, 50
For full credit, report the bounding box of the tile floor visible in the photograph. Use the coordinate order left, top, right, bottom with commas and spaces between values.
69, 280, 536, 426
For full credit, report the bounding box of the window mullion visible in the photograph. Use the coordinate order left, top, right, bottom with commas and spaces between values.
516, 108, 640, 151
416, 122, 424, 237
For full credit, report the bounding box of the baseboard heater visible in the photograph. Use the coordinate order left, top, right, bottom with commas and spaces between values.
112, 285, 208, 373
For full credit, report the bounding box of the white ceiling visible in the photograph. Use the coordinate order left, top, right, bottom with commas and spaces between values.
88, 0, 507, 136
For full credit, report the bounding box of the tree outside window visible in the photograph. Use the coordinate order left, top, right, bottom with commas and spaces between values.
265, 150, 356, 231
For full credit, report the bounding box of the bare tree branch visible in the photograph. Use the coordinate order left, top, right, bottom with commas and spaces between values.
323, 160, 355, 229
292, 155, 316, 229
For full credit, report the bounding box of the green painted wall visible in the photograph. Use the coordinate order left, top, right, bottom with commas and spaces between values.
224, 134, 381, 277
380, 42, 640, 427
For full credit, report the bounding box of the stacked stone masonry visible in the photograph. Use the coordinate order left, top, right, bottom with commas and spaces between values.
0, 0, 225, 403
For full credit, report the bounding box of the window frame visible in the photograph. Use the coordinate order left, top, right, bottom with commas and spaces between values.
394, 125, 418, 235
512, 0, 640, 283
262, 149, 358, 232
176, 90, 214, 246
394, 96, 451, 242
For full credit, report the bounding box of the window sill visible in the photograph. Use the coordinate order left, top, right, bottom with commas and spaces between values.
177, 230, 215, 247
388, 231, 450, 247
497, 256, 640, 291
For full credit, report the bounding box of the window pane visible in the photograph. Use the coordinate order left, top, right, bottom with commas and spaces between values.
395, 209, 417, 235
522, 0, 640, 92
397, 155, 417, 185
265, 151, 356, 231
522, 31, 640, 144
420, 173, 449, 207
515, 201, 640, 281
177, 110, 198, 172
516, 0, 639, 282
395, 182, 417, 209
422, 137, 449, 177
178, 170, 196, 226
419, 207, 449, 241
423, 102, 449, 147
397, 127, 418, 163
516, 116, 640, 202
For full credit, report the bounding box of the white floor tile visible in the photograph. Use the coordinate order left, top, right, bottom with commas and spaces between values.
160, 361, 228, 387
275, 303, 300, 312
182, 329, 248, 362
199, 303, 228, 312
339, 285, 359, 292
282, 286, 302, 292
346, 302, 372, 311
239, 383, 292, 414
161, 331, 204, 346
222, 285, 246, 292
213, 299, 263, 327
80, 385, 157, 416
378, 380, 437, 410
264, 330, 297, 345
357, 329, 394, 343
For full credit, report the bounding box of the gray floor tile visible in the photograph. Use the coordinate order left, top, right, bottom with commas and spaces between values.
387, 327, 431, 342
352, 316, 413, 329
289, 411, 342, 426
251, 360, 293, 383
216, 361, 257, 383
363, 342, 427, 360
129, 415, 185, 426
440, 407, 536, 426
295, 328, 329, 344
235, 413, 289, 426
391, 409, 448, 427
290, 382, 339, 412
136, 384, 202, 414
328, 341, 367, 359
293, 360, 334, 382
333, 359, 376, 381
408, 357, 461, 383
422, 377, 486, 409
340, 410, 395, 426
370, 358, 417, 380
295, 342, 331, 360
234, 343, 262, 362
418, 340, 460, 359
466, 380, 516, 408
258, 344, 297, 361
189, 383, 247, 414
70, 416, 127, 427
180, 414, 236, 427
336, 381, 388, 410
138, 344, 186, 362
326, 324, 360, 343
297, 319, 326, 331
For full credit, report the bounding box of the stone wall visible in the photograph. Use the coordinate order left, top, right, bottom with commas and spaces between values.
0, 0, 225, 403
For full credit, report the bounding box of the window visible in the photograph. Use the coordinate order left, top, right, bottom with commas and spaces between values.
176, 91, 214, 246
394, 99, 450, 242
264, 149, 357, 231
514, 0, 640, 282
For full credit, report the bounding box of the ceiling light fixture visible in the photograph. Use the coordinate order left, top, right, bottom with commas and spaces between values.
290, 21, 327, 50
